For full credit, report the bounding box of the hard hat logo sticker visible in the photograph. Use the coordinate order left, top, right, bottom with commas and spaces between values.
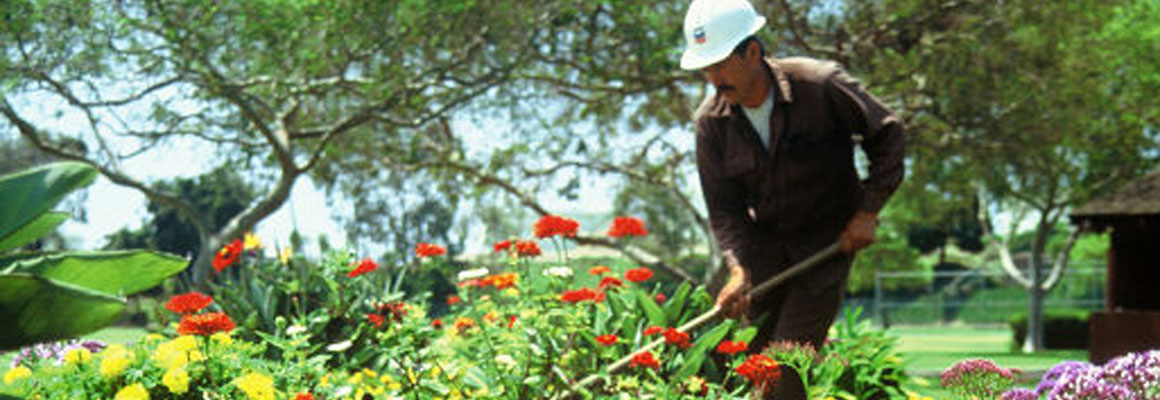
693, 27, 706, 44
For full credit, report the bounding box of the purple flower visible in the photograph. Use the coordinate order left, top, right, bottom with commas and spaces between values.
8, 339, 107, 367
1038, 360, 1094, 395
1101, 350, 1160, 395
999, 388, 1039, 400
1048, 366, 1134, 400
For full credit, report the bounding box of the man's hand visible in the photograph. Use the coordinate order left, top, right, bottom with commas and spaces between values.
840, 210, 879, 254
715, 265, 751, 318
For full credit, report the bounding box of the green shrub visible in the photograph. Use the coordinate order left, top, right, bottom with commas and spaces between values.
1008, 309, 1090, 350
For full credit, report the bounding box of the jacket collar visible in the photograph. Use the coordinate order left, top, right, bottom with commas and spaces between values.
704, 57, 794, 118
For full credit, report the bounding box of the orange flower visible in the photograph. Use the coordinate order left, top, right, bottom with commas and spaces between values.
212, 239, 243, 272
494, 239, 512, 253
482, 272, 518, 289
607, 216, 648, 238
559, 288, 600, 303
625, 267, 653, 283
629, 351, 660, 370
483, 310, 499, 324
294, 393, 316, 400
716, 340, 748, 355
663, 328, 692, 349
598, 276, 623, 290
533, 215, 579, 238
596, 334, 619, 346
347, 258, 379, 277
643, 326, 664, 336
736, 354, 781, 386
415, 243, 446, 258
589, 265, 611, 275
177, 312, 236, 336
431, 318, 443, 329
507, 315, 517, 329
367, 314, 385, 328
454, 317, 476, 332
514, 240, 541, 257
447, 295, 462, 306
165, 292, 213, 314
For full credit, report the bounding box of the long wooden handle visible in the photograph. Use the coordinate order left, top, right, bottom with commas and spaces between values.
566, 242, 843, 393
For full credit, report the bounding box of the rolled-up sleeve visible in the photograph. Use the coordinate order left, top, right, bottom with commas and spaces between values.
826, 70, 906, 212
696, 118, 756, 270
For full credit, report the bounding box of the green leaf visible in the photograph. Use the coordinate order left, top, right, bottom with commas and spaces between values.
733, 326, 758, 343
0, 162, 97, 245
663, 281, 691, 323
0, 211, 70, 253
673, 319, 735, 381
636, 290, 666, 327
9, 250, 187, 296
0, 273, 126, 351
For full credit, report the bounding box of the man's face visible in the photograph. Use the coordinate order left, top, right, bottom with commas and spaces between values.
700, 48, 753, 105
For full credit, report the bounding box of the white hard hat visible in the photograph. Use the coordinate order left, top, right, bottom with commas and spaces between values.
679, 0, 767, 70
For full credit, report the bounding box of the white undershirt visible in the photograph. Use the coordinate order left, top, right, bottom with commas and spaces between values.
741, 91, 774, 150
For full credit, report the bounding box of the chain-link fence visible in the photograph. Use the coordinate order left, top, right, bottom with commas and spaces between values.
845, 263, 1106, 327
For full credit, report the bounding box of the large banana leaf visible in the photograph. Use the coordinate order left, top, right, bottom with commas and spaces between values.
8, 251, 188, 296
0, 211, 70, 253
0, 273, 126, 351
0, 162, 96, 245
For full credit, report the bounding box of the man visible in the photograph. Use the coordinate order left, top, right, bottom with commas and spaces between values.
680, 0, 905, 396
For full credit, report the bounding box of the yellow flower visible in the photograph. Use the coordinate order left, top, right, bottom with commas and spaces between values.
3, 366, 32, 384
502, 288, 520, 297
145, 334, 165, 342
152, 336, 200, 370
100, 345, 133, 378
244, 232, 263, 250
211, 332, 233, 346
114, 383, 150, 400
162, 366, 190, 394
63, 347, 92, 365
234, 372, 276, 400
407, 367, 418, 385
279, 248, 292, 264
380, 374, 402, 391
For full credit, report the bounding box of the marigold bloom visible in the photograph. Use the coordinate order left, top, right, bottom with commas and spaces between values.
589, 265, 611, 275
64, 347, 92, 365
447, 295, 462, 306
454, 317, 476, 332
655, 293, 667, 303
99, 345, 133, 378
243, 232, 262, 250
165, 292, 213, 314
114, 382, 150, 400
596, 334, 619, 346
625, 267, 653, 282
367, 314, 385, 328
598, 276, 624, 290
431, 319, 444, 329
415, 242, 447, 258
347, 258, 379, 277
514, 240, 541, 257
235, 372, 276, 400
295, 394, 316, 400
3, 366, 31, 385
212, 239, 243, 273
493, 239, 512, 252
608, 216, 648, 237
716, 340, 748, 355
629, 351, 660, 370
483, 272, 519, 289
533, 214, 579, 238
508, 315, 518, 329
177, 312, 236, 336
663, 328, 692, 349
559, 287, 600, 303
483, 310, 500, 324
736, 354, 781, 387
643, 326, 664, 336
163, 366, 191, 394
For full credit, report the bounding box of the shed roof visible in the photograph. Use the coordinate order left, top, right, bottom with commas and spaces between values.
1071, 169, 1160, 229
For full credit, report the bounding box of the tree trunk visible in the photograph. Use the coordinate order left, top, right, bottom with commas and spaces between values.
1023, 218, 1051, 352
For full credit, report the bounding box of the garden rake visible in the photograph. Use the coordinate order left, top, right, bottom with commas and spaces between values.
560, 241, 843, 398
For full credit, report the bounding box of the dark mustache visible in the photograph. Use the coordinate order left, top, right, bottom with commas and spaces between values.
716, 85, 736, 92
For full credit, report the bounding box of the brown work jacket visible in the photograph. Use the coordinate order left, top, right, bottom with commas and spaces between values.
694, 57, 905, 282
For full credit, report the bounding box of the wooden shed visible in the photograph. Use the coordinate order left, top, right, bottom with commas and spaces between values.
1069, 169, 1160, 364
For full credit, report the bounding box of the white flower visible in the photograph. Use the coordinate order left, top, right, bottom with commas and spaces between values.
457, 267, 489, 281
495, 354, 517, 369
285, 325, 307, 336
543, 266, 573, 278
333, 386, 353, 397
326, 340, 352, 352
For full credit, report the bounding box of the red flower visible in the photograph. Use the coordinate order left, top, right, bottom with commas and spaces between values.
212, 239, 243, 273
663, 328, 692, 349
559, 288, 599, 303
447, 295, 462, 306
165, 292, 213, 315
589, 265, 611, 275
736, 354, 781, 386
655, 293, 667, 303
625, 267, 654, 283
716, 340, 748, 355
347, 258, 379, 277
367, 314, 385, 328
596, 334, 619, 346
643, 326, 664, 336
533, 215, 579, 238
431, 318, 443, 329
294, 393, 316, 400
629, 351, 660, 370
482, 272, 518, 290
607, 216, 648, 238
415, 242, 447, 258
598, 276, 624, 290
508, 315, 518, 329
494, 239, 512, 252
514, 240, 541, 257
177, 312, 236, 336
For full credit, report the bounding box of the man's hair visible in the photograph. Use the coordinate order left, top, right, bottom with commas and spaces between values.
731, 36, 766, 58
